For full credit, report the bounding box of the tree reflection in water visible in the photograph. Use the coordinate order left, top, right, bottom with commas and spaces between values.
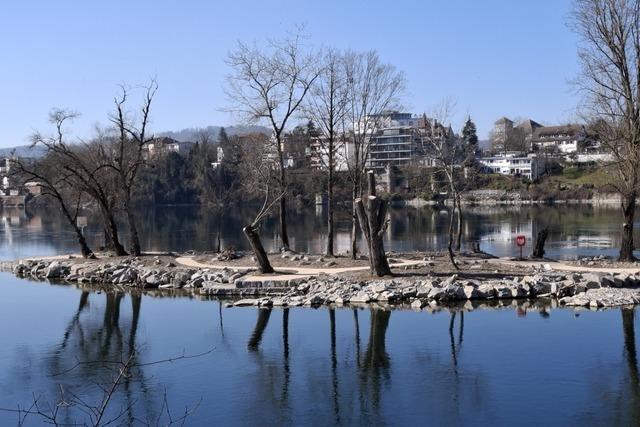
449, 310, 465, 369
622, 308, 640, 425
44, 289, 152, 425
245, 307, 291, 423
329, 308, 340, 425
282, 308, 291, 407
247, 308, 271, 351
360, 307, 391, 411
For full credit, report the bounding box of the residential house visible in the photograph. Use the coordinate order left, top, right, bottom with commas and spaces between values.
531, 125, 584, 154
478, 153, 544, 180
144, 137, 195, 158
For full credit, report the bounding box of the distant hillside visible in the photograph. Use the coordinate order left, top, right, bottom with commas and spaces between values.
158, 125, 270, 143
0, 144, 47, 159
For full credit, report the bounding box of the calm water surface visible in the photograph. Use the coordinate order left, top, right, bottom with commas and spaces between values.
0, 203, 637, 259
0, 205, 638, 426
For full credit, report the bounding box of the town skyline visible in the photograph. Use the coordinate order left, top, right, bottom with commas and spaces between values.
1, 0, 580, 147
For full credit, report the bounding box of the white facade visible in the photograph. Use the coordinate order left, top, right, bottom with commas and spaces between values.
535, 139, 578, 153
567, 153, 614, 163
531, 125, 583, 154
479, 154, 543, 180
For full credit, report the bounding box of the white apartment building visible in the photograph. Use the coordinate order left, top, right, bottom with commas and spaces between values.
478, 153, 543, 180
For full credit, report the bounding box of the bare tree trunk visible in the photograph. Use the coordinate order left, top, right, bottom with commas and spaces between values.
351, 182, 359, 260
326, 148, 334, 257
531, 228, 549, 259
447, 202, 459, 270
76, 232, 94, 259
355, 172, 391, 276
67, 219, 93, 259
103, 208, 127, 256
620, 192, 637, 261
277, 144, 290, 251
279, 195, 289, 251
124, 197, 141, 256
454, 196, 462, 252
243, 224, 275, 274
57, 201, 94, 258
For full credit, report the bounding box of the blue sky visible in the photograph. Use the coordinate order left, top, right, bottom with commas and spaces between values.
0, 0, 580, 146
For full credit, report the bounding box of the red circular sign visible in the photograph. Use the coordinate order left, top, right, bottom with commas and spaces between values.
516, 235, 526, 246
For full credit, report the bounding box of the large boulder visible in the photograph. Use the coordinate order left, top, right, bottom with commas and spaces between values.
411, 299, 427, 309
350, 291, 372, 303
476, 284, 496, 298
463, 285, 479, 299
144, 274, 160, 288
45, 261, 68, 279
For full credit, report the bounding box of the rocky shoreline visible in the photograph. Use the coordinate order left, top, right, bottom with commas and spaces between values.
4, 254, 640, 310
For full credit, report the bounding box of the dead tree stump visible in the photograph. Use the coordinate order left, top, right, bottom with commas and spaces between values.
243, 224, 274, 274
531, 228, 549, 259
355, 171, 392, 277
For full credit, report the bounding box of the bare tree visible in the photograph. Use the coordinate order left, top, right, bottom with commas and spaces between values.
343, 50, 405, 259
234, 133, 284, 273
426, 100, 463, 269
107, 80, 158, 256
11, 145, 95, 258
29, 110, 128, 256
303, 48, 349, 257
571, 0, 640, 261
226, 30, 319, 251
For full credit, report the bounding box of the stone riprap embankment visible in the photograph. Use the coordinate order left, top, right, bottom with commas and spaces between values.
4, 256, 640, 309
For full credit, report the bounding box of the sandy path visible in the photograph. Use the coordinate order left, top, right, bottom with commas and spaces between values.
487, 258, 640, 274
174, 256, 425, 281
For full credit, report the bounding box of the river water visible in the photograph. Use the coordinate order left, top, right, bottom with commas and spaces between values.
0, 205, 638, 425
0, 203, 635, 260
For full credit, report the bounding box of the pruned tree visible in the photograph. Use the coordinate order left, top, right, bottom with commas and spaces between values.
234, 133, 283, 273
571, 0, 640, 261
303, 48, 349, 257
226, 30, 320, 251
343, 50, 405, 259
107, 80, 157, 256
531, 228, 549, 259
355, 171, 392, 276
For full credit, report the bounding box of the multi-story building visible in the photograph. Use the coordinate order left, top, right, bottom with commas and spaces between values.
531, 125, 584, 154
478, 153, 544, 180
492, 117, 514, 149
306, 137, 351, 171
366, 126, 420, 170
365, 112, 455, 171
514, 119, 543, 150
144, 137, 195, 158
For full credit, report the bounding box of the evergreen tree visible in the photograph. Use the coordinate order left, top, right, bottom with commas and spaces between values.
461, 117, 479, 166
218, 127, 230, 156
